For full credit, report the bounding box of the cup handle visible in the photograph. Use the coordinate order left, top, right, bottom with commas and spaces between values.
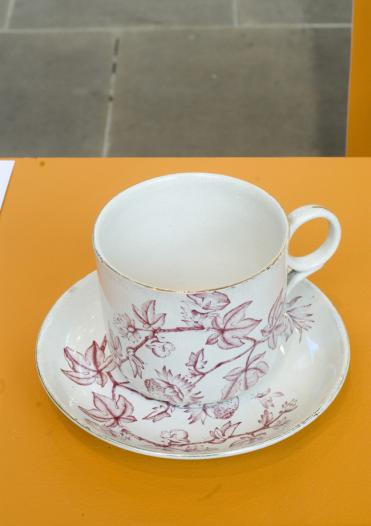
287, 205, 341, 294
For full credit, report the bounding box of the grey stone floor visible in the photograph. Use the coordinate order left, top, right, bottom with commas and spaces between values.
0, 0, 352, 157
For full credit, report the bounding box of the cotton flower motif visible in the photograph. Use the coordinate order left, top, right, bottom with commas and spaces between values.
284, 296, 314, 341
261, 289, 314, 349
114, 313, 141, 343
144, 367, 202, 405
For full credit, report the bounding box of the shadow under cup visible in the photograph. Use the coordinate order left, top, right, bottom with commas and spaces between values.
93, 172, 288, 292
93, 173, 290, 406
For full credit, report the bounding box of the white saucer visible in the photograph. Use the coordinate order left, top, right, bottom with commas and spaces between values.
36, 272, 349, 460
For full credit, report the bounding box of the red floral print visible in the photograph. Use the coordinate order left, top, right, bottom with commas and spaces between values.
61, 337, 115, 387
206, 302, 261, 349
79, 392, 136, 427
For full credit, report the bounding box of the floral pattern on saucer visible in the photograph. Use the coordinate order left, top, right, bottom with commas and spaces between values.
60, 288, 314, 454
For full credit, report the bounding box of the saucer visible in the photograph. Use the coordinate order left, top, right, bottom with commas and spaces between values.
36, 272, 349, 460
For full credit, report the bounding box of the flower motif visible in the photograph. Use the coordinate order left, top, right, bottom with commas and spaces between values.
146, 339, 175, 358
79, 393, 136, 427
186, 291, 230, 312
114, 314, 141, 343
284, 296, 314, 341
209, 421, 240, 443
132, 300, 166, 328
143, 403, 175, 423
206, 301, 261, 349
261, 290, 314, 349
62, 338, 115, 387
144, 367, 202, 405
160, 429, 190, 446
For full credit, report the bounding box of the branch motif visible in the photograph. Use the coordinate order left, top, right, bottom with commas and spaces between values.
61, 289, 313, 453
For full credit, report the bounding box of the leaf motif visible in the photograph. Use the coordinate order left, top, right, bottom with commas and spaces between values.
285, 296, 301, 309
64, 347, 91, 372
223, 301, 253, 326
132, 300, 166, 328
61, 369, 96, 385
223, 367, 245, 382
206, 301, 261, 350
246, 351, 266, 367
93, 392, 113, 414
62, 338, 115, 386
147, 300, 156, 323
132, 304, 147, 325
221, 376, 243, 400
79, 392, 136, 426
221, 354, 269, 400
143, 404, 174, 423
185, 406, 208, 425
186, 348, 207, 376
128, 353, 144, 378
206, 333, 219, 345
209, 421, 241, 443
187, 291, 230, 311
268, 289, 285, 325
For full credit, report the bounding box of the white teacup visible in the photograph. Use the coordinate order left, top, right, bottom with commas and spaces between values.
93, 173, 340, 406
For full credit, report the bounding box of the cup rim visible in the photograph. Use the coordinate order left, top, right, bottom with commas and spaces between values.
93, 172, 289, 293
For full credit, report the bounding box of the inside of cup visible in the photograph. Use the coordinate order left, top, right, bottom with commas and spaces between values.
93, 173, 288, 291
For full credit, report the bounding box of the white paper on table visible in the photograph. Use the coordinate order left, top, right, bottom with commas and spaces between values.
0, 160, 15, 210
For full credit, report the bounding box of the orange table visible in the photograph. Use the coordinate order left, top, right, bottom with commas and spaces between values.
1, 159, 370, 526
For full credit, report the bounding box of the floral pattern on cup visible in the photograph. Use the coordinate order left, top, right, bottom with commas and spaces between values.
102, 289, 313, 403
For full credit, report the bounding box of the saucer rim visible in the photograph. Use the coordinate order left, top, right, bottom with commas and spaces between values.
35, 272, 350, 460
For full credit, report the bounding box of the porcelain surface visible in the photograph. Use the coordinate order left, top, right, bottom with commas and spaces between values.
93, 173, 341, 404
36, 272, 349, 460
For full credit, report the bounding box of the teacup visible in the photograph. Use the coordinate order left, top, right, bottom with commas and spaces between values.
93, 172, 340, 406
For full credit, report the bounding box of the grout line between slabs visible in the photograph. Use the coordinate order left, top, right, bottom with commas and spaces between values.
0, 22, 352, 35
101, 36, 120, 157
232, 0, 239, 27
3, 0, 16, 30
